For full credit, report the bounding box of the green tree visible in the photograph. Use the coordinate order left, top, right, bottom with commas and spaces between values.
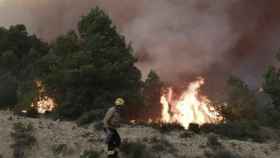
0, 24, 48, 108
51, 31, 80, 57
143, 70, 163, 120
0, 74, 18, 108
0, 50, 19, 70
263, 66, 280, 110
220, 76, 257, 121
43, 7, 143, 120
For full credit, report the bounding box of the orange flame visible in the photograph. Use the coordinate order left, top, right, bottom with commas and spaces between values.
161, 78, 223, 129
31, 80, 56, 114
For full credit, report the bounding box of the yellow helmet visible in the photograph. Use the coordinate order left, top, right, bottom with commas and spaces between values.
115, 98, 125, 106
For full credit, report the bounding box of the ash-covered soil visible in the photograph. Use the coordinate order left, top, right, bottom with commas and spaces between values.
0, 110, 279, 158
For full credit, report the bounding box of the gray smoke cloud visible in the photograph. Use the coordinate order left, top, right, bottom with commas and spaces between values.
0, 0, 279, 87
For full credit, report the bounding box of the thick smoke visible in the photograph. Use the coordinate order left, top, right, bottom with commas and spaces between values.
1, 0, 280, 88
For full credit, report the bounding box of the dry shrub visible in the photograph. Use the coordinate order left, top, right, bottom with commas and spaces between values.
207, 133, 222, 150
120, 141, 154, 158
10, 122, 36, 158
80, 150, 100, 158
204, 149, 241, 158
200, 121, 266, 142
52, 143, 75, 156
148, 123, 184, 133
151, 138, 177, 153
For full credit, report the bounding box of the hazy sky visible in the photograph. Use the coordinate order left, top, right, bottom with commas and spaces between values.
0, 0, 279, 89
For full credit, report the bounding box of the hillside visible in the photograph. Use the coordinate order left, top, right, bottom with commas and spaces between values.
0, 111, 279, 158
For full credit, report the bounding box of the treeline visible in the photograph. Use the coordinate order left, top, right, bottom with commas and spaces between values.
0, 7, 279, 129
0, 7, 161, 122
212, 63, 280, 129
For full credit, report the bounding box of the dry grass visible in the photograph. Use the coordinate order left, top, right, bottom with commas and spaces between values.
10, 122, 36, 158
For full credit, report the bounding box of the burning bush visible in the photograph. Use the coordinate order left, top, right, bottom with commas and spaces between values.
0, 5, 279, 137
160, 77, 224, 129
0, 7, 145, 123
0, 24, 49, 109
31, 80, 57, 114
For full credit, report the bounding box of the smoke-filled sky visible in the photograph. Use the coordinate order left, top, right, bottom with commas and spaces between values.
0, 0, 280, 88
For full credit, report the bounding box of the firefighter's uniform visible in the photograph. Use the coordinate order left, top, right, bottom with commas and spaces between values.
103, 98, 124, 157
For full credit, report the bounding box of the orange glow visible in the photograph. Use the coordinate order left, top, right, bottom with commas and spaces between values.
161, 77, 223, 129
31, 80, 56, 114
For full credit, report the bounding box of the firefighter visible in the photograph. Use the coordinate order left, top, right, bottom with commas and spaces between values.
103, 98, 125, 157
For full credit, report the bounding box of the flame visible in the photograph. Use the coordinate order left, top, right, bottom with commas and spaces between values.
31, 80, 56, 114
160, 77, 223, 129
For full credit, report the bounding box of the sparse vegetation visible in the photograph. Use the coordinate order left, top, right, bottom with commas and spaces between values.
80, 150, 100, 158
204, 149, 241, 158
200, 121, 266, 142
151, 138, 175, 151
52, 143, 66, 155
51, 143, 74, 156
10, 122, 36, 158
180, 130, 195, 139
205, 133, 241, 158
120, 141, 154, 158
207, 133, 222, 149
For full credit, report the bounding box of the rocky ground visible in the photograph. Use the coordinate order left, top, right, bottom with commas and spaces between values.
0, 110, 279, 158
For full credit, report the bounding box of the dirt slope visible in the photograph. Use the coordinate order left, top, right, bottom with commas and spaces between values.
0, 110, 279, 158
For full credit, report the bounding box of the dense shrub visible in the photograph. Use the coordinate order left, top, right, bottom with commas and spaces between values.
263, 66, 280, 111
217, 76, 257, 121
142, 71, 163, 120
0, 75, 17, 108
